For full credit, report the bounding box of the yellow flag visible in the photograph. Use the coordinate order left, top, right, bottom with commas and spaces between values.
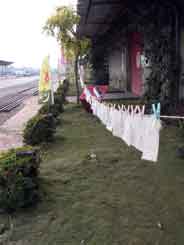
39, 56, 51, 103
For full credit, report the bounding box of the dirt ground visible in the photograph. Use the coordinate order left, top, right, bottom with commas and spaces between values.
0, 104, 184, 245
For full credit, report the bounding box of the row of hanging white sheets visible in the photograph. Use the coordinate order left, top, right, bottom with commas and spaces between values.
85, 92, 162, 162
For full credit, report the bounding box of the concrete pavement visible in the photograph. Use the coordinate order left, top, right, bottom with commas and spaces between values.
0, 96, 41, 152
0, 76, 39, 89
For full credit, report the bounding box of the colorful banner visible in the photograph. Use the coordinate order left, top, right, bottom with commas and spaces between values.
60, 47, 67, 65
39, 56, 52, 103
58, 47, 68, 82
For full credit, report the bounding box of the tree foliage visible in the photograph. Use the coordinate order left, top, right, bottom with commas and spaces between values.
44, 6, 90, 102
44, 6, 90, 57
44, 6, 91, 103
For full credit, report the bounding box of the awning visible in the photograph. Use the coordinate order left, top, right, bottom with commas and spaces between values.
77, 0, 126, 39
77, 0, 184, 40
0, 60, 13, 66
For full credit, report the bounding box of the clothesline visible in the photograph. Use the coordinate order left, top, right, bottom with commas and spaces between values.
160, 115, 184, 119
107, 107, 184, 120
88, 86, 184, 120
102, 103, 184, 120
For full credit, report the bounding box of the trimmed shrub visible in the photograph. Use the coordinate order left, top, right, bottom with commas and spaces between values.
61, 79, 70, 94
0, 146, 41, 212
23, 79, 70, 146
54, 93, 64, 111
38, 103, 62, 126
55, 79, 70, 104
38, 103, 62, 118
58, 79, 70, 94
23, 113, 56, 146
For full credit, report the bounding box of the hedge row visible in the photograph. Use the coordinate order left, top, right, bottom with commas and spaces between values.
0, 79, 70, 212
23, 79, 70, 146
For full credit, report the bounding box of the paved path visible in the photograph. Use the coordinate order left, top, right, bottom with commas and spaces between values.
0, 96, 41, 152
0, 76, 39, 89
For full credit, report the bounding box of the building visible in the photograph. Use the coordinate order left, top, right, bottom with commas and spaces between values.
0, 60, 14, 76
0, 60, 13, 76
77, 0, 184, 104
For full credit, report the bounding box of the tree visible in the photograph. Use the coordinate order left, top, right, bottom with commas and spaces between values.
44, 6, 91, 103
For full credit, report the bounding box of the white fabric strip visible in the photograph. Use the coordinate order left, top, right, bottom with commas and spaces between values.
83, 90, 162, 162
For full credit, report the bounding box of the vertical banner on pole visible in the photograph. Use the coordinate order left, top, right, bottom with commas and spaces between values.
39, 56, 52, 104
58, 47, 68, 82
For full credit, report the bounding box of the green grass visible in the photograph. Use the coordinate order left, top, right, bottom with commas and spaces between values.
1, 104, 184, 245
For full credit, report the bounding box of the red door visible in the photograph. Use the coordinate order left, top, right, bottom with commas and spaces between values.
130, 32, 143, 96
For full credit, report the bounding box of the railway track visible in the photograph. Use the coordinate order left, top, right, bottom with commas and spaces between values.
0, 86, 38, 112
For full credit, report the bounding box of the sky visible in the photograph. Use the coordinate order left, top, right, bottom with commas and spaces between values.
0, 0, 76, 69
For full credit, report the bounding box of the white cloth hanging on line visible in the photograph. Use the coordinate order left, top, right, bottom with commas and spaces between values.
141, 115, 162, 162
85, 93, 162, 162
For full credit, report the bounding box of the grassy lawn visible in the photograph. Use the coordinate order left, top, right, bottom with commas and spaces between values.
1, 104, 184, 245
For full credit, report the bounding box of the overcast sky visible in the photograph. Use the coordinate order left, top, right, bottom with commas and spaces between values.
0, 0, 76, 68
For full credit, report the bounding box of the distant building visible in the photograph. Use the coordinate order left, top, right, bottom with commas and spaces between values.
0, 60, 14, 76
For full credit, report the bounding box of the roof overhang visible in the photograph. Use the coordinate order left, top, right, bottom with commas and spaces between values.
77, 0, 126, 40
77, 0, 184, 40
0, 60, 13, 66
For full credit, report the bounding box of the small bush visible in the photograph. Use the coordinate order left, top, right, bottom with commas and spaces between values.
62, 79, 70, 94
0, 146, 41, 212
55, 79, 70, 104
53, 95, 64, 113
38, 103, 62, 126
58, 79, 70, 94
23, 113, 56, 146
39, 103, 62, 118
